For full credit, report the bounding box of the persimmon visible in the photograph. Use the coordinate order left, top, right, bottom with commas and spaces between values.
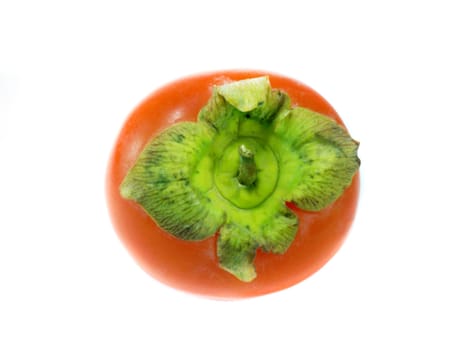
106, 70, 360, 299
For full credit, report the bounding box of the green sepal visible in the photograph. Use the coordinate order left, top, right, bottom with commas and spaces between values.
198, 76, 285, 128
197, 88, 241, 133
217, 76, 284, 122
217, 204, 298, 282
273, 107, 360, 211
256, 204, 298, 254
120, 122, 225, 240
217, 223, 258, 282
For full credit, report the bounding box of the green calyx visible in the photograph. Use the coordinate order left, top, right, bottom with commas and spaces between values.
120, 76, 360, 282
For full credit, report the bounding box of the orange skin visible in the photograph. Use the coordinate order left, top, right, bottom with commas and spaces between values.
106, 71, 360, 299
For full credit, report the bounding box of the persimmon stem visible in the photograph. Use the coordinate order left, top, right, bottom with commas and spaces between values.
237, 145, 257, 186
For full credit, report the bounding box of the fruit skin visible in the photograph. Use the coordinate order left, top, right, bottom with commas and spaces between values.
106, 70, 360, 299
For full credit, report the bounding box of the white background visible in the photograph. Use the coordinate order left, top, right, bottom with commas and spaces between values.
1, 0, 466, 349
